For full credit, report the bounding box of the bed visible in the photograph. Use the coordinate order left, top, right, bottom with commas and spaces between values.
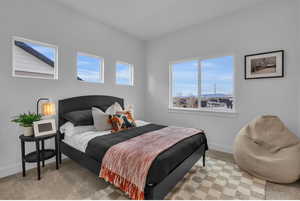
58, 95, 208, 200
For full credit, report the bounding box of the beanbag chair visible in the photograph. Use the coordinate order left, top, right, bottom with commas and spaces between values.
234, 115, 300, 183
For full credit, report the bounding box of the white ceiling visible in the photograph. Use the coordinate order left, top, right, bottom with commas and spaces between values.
54, 0, 266, 40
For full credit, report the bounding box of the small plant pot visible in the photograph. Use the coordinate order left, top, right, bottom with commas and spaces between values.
23, 126, 34, 136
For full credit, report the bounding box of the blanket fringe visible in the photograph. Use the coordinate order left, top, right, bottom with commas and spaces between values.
100, 166, 145, 200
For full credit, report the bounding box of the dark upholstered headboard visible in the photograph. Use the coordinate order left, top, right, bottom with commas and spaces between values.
58, 95, 124, 129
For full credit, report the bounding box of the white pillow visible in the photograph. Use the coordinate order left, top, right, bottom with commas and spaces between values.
60, 122, 95, 137
105, 102, 123, 115
92, 107, 112, 131
60, 122, 74, 134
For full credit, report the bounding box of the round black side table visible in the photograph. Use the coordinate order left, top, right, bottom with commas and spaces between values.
19, 133, 59, 180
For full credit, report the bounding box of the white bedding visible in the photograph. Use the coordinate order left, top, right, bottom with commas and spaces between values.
62, 120, 150, 152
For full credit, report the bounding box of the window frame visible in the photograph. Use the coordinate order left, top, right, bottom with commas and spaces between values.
169, 55, 236, 114
115, 61, 134, 86
76, 51, 104, 83
12, 36, 59, 80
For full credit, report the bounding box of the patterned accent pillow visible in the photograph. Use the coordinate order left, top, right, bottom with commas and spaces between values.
108, 111, 136, 133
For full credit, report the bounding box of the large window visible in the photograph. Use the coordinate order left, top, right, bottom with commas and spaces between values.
77, 52, 104, 83
12, 37, 58, 80
116, 62, 134, 86
170, 56, 234, 112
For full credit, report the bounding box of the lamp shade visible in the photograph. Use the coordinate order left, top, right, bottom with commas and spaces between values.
42, 102, 56, 116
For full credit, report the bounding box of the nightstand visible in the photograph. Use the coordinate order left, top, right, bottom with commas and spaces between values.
19, 133, 59, 180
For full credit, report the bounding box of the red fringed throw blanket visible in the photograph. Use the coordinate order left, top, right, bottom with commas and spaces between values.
99, 126, 203, 200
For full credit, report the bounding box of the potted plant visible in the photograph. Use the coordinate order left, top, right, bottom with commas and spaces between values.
12, 112, 42, 136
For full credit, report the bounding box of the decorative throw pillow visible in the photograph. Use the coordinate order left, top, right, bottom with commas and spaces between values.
108, 111, 136, 132
91, 107, 112, 131
105, 102, 123, 115
116, 111, 135, 126
108, 115, 124, 133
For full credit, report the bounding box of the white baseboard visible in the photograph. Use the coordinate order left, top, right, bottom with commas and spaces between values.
0, 163, 21, 179
0, 155, 67, 179
208, 143, 233, 153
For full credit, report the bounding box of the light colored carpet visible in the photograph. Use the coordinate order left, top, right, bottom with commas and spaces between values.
0, 156, 265, 200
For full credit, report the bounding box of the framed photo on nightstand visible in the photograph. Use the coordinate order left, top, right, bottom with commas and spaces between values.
33, 119, 56, 137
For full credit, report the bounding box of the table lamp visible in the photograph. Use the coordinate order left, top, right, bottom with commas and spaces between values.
37, 98, 56, 116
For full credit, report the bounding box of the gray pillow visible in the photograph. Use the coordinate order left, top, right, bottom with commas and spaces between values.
64, 110, 93, 126
92, 107, 112, 131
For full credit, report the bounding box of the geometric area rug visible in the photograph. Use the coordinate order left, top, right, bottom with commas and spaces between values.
86, 157, 266, 200
165, 156, 266, 200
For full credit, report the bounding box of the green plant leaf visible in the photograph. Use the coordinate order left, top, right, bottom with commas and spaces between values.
11, 112, 42, 127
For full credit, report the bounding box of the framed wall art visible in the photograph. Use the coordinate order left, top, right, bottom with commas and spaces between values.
245, 50, 284, 79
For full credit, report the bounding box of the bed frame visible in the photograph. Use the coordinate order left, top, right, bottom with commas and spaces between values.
58, 95, 206, 200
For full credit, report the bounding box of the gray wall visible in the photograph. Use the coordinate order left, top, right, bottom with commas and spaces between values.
0, 0, 146, 177
145, 0, 299, 152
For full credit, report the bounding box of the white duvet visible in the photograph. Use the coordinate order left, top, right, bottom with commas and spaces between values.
61, 120, 150, 152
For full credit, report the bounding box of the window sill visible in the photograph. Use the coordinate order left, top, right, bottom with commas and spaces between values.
168, 107, 238, 118
78, 80, 104, 84
116, 83, 134, 87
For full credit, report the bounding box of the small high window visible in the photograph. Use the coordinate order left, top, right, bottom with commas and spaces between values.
77, 52, 104, 83
12, 37, 58, 80
116, 62, 134, 86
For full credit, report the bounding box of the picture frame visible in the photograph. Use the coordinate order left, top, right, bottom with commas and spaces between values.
33, 119, 56, 137
245, 50, 284, 79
